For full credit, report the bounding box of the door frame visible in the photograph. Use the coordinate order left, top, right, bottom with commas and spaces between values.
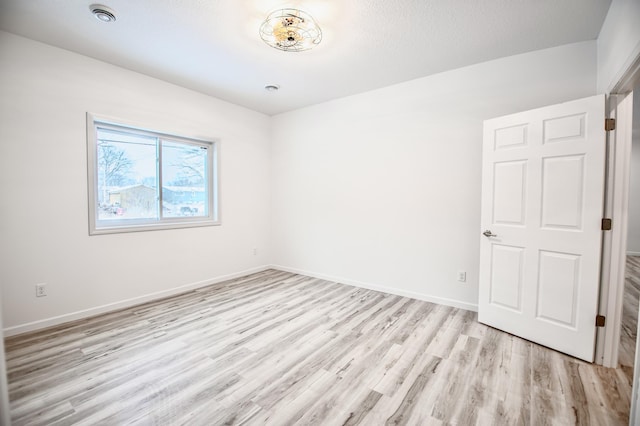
597, 92, 634, 368
596, 50, 640, 369
0, 299, 10, 426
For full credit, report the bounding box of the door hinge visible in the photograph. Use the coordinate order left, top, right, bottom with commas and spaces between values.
601, 218, 612, 231
596, 315, 606, 327
605, 118, 616, 131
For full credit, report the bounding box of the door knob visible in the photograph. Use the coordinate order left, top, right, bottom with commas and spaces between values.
482, 230, 498, 237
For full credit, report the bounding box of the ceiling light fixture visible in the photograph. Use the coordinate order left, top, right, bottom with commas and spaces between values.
265, 84, 280, 92
259, 8, 322, 52
90, 4, 117, 23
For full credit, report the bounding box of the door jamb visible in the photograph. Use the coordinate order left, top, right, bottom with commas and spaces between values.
0, 300, 10, 426
596, 49, 640, 369
597, 92, 634, 368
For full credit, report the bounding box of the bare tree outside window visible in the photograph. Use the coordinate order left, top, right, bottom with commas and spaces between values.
97, 142, 133, 203
172, 146, 206, 185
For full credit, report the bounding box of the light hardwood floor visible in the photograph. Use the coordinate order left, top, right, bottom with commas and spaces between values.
4, 268, 636, 425
620, 256, 640, 371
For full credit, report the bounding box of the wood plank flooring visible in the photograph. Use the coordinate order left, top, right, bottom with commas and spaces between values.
620, 256, 640, 370
4, 268, 635, 425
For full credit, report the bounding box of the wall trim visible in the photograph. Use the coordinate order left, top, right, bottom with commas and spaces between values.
3, 265, 271, 337
271, 264, 478, 313
627, 251, 640, 257
609, 39, 640, 94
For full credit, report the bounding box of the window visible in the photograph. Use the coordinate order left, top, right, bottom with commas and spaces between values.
87, 114, 219, 234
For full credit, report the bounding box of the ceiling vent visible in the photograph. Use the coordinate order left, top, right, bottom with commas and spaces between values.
90, 4, 117, 23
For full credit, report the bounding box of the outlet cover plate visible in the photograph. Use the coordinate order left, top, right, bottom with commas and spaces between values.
36, 283, 47, 297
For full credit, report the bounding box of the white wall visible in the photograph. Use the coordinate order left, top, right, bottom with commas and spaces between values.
0, 32, 272, 333
597, 0, 640, 93
271, 42, 598, 310
629, 89, 640, 254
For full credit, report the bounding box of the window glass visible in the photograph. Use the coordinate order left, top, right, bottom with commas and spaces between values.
161, 141, 208, 219
96, 128, 158, 221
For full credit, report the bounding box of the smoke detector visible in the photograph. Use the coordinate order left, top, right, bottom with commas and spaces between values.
90, 4, 117, 22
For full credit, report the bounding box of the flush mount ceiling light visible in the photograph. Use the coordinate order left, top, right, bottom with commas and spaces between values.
259, 8, 322, 52
90, 4, 117, 22
264, 84, 280, 92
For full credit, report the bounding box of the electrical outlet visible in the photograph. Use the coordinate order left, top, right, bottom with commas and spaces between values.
253, 247, 258, 256
35, 283, 47, 297
457, 271, 467, 283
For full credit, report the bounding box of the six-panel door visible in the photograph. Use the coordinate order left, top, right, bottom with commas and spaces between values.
478, 95, 606, 362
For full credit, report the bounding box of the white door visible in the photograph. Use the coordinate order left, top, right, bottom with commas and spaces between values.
478, 94, 606, 362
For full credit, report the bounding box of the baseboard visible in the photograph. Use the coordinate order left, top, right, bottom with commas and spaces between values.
4, 264, 479, 337
270, 264, 478, 312
627, 251, 640, 256
3, 265, 271, 337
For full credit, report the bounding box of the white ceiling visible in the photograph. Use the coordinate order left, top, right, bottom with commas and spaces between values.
0, 0, 612, 115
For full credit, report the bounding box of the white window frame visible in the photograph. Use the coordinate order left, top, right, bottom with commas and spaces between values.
87, 113, 220, 235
